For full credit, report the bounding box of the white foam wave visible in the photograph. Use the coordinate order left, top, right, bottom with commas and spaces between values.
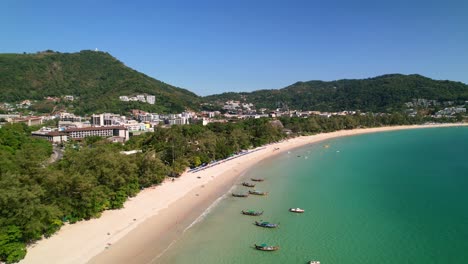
183, 194, 226, 233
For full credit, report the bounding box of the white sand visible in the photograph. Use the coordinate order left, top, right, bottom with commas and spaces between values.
19, 123, 467, 264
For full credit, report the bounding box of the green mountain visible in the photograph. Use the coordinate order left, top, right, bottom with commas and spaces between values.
2, 51, 467, 114
0, 50, 200, 114
205, 74, 468, 112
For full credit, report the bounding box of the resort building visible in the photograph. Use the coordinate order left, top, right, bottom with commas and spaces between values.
65, 126, 129, 141
32, 130, 68, 144
31, 126, 129, 143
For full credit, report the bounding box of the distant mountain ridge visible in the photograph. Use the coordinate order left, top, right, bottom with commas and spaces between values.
0, 50, 200, 114
204, 74, 468, 112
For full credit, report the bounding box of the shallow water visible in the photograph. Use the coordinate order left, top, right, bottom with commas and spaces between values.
156, 127, 468, 264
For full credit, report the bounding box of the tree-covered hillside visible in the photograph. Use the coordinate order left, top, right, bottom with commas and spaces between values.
0, 50, 200, 114
205, 74, 468, 112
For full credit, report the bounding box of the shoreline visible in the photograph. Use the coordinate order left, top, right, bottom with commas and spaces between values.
18, 123, 467, 264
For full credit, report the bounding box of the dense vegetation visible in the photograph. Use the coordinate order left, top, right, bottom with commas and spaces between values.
0, 50, 200, 115
3, 51, 467, 115
1, 113, 461, 262
205, 74, 468, 112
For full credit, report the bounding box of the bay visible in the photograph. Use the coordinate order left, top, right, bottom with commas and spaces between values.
156, 127, 468, 263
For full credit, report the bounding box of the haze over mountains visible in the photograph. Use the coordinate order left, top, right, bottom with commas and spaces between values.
1, 50, 467, 114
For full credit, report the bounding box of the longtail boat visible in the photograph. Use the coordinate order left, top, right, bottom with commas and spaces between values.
242, 182, 255, 187
254, 221, 279, 228
251, 178, 264, 182
309, 261, 321, 264
289, 208, 305, 213
254, 243, 280, 251
249, 190, 268, 196
232, 193, 249, 197
242, 210, 263, 216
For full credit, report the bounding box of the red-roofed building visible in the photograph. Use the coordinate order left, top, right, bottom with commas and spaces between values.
32, 131, 68, 143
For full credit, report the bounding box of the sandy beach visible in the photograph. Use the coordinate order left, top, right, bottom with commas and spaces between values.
19, 123, 467, 264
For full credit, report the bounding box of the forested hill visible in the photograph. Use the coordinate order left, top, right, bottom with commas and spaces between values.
205, 74, 468, 112
0, 50, 200, 114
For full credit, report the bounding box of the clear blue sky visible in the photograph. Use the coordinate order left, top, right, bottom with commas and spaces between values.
2, 0, 467, 95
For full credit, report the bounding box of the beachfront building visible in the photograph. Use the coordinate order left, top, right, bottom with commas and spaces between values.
65, 126, 129, 141
31, 126, 129, 143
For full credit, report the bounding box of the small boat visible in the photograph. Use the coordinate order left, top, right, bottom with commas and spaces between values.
254, 221, 279, 228
309, 261, 320, 264
289, 208, 305, 213
254, 243, 280, 251
242, 182, 256, 187
251, 178, 264, 182
249, 190, 268, 196
232, 193, 249, 197
242, 210, 263, 216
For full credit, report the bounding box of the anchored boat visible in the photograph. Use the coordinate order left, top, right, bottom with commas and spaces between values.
254, 243, 280, 251
232, 193, 249, 197
242, 182, 256, 187
289, 208, 305, 213
254, 221, 279, 228
242, 210, 263, 216
251, 178, 264, 182
249, 190, 268, 196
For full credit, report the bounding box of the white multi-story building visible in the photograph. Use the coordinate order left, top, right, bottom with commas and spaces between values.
168, 117, 188, 125
92, 113, 124, 126
59, 112, 82, 122
146, 95, 155, 104
119, 96, 129, 102
123, 120, 147, 132
137, 95, 146, 103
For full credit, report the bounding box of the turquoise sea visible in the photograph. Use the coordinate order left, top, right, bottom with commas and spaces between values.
156, 127, 468, 264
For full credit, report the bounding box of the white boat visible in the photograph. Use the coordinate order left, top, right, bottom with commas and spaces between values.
289, 208, 305, 213
309, 261, 320, 264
